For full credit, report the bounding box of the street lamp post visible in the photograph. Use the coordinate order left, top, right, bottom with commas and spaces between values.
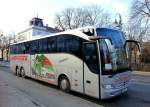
114, 13, 123, 30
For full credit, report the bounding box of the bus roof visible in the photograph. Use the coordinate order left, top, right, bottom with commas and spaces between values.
10, 27, 94, 45
10, 26, 122, 45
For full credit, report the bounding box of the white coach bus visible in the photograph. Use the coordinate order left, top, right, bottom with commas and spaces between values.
10, 26, 140, 99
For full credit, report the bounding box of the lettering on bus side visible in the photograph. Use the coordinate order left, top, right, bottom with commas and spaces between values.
35, 73, 55, 79
113, 76, 129, 83
11, 56, 28, 61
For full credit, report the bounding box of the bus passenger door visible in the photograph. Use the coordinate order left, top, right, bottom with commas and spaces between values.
83, 42, 100, 98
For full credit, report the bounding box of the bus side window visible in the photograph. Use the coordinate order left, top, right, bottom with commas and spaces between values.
83, 42, 99, 74
21, 43, 25, 54
19, 43, 22, 54
57, 35, 72, 53
39, 38, 48, 53
16, 44, 19, 54
47, 37, 57, 53
19, 43, 26, 54
30, 40, 39, 54
71, 36, 83, 59
57, 36, 65, 52
65, 36, 72, 53
24, 42, 30, 54
43, 38, 48, 53
56, 35, 84, 59
10, 45, 14, 54
13, 45, 17, 54
71, 37, 79, 55
66, 35, 84, 59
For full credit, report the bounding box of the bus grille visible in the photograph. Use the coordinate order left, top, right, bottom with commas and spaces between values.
115, 81, 128, 89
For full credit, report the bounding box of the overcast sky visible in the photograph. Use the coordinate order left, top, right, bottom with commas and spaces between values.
0, 0, 132, 33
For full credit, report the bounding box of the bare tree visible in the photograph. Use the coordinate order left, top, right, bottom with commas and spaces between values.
54, 6, 112, 30
0, 33, 14, 61
126, 0, 150, 66
5, 34, 14, 61
131, 0, 150, 18
130, 0, 150, 42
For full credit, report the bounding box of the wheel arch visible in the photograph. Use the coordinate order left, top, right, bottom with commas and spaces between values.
15, 65, 19, 74
58, 73, 71, 92
58, 74, 71, 87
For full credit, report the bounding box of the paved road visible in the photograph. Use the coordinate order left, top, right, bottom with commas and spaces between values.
0, 66, 150, 107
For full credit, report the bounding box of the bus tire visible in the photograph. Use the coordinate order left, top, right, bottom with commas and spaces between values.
15, 67, 18, 75
20, 67, 26, 78
16, 66, 20, 76
59, 76, 70, 93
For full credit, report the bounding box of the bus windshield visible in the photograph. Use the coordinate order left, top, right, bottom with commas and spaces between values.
96, 28, 129, 75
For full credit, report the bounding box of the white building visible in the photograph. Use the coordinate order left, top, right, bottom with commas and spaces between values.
16, 17, 61, 42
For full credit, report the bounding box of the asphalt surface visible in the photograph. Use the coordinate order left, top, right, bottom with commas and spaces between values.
0, 65, 150, 107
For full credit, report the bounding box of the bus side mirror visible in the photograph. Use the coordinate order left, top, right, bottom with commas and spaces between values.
124, 40, 141, 70
124, 40, 141, 53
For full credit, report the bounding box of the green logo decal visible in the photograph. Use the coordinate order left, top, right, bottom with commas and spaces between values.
33, 54, 54, 75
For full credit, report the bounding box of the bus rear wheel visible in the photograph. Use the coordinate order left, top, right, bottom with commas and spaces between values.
59, 76, 70, 92
20, 67, 26, 78
16, 67, 21, 76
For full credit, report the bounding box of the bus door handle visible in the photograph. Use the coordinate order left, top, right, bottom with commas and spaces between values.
86, 80, 91, 84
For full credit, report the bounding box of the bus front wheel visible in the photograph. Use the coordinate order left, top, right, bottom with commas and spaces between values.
59, 76, 70, 92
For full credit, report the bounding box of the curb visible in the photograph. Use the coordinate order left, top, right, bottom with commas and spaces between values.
132, 71, 150, 76
0, 61, 10, 67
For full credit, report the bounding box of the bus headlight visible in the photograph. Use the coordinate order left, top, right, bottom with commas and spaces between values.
103, 84, 115, 89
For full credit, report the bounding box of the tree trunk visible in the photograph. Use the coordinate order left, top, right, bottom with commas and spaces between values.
6, 48, 9, 61
1, 48, 4, 61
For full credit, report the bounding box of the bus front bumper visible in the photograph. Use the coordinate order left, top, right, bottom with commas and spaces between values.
101, 87, 128, 99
